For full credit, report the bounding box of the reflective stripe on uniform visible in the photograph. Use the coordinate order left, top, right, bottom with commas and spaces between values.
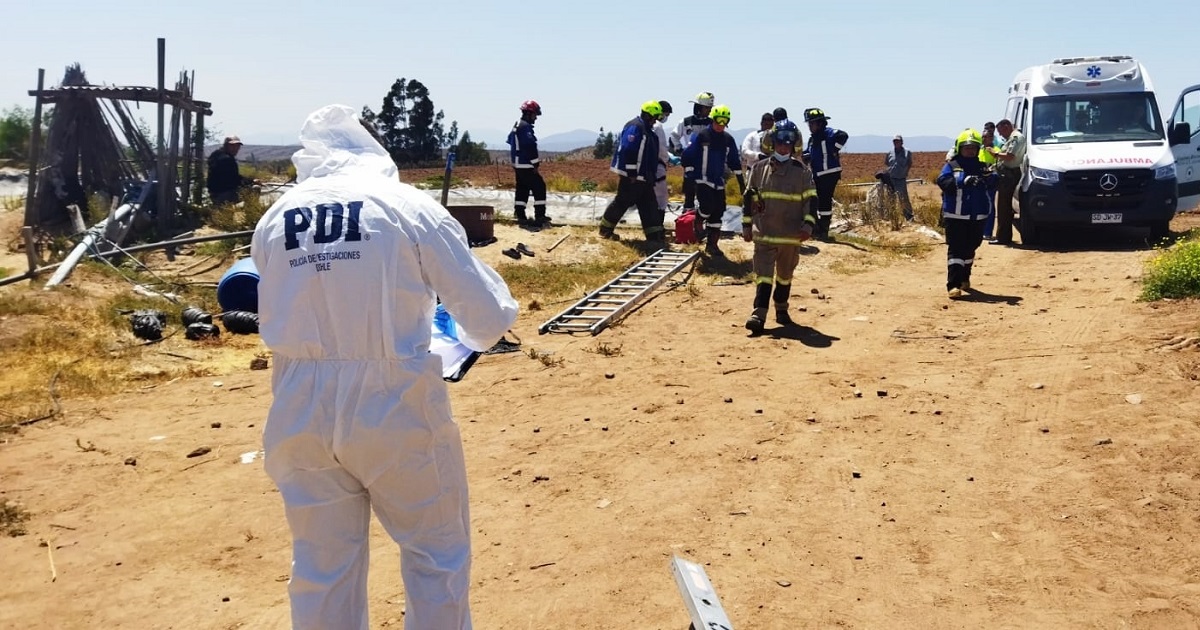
600, 218, 617, 228
948, 258, 967, 266
760, 190, 817, 201
755, 235, 809, 246
816, 166, 841, 176
755, 275, 774, 285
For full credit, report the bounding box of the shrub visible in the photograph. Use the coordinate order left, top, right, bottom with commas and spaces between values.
544, 173, 580, 193
1141, 235, 1200, 300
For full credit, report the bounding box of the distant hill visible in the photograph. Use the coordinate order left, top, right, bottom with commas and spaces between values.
206, 144, 300, 163
211, 131, 956, 167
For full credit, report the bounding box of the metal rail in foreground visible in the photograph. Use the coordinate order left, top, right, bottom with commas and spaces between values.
537, 248, 698, 335
671, 556, 734, 629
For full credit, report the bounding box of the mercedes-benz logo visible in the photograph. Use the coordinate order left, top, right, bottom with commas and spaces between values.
1099, 173, 1119, 191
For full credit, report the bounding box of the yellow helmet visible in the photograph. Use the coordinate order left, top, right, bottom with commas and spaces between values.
711, 104, 732, 124
641, 100, 663, 118
956, 128, 983, 148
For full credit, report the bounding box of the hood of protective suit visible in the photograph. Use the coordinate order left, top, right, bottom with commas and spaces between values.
291, 104, 397, 183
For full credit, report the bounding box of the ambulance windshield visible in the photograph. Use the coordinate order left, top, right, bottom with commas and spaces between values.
1031, 93, 1164, 145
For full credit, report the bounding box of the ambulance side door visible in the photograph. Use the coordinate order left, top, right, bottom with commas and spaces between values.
1169, 84, 1200, 211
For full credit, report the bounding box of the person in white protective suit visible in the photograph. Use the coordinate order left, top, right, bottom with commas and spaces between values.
251, 104, 518, 630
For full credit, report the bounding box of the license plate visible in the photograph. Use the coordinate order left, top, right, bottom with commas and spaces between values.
1091, 213, 1122, 224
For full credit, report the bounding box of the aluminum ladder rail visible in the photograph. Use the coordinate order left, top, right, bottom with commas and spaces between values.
538, 249, 699, 335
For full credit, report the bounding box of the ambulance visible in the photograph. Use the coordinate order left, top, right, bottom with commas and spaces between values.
1003, 55, 1199, 243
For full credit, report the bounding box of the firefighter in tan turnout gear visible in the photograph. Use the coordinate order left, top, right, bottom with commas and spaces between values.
741, 121, 817, 334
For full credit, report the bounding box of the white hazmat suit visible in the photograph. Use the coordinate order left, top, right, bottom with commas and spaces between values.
251, 104, 518, 630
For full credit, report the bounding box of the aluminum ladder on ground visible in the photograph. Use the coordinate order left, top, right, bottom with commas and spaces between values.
538, 248, 699, 335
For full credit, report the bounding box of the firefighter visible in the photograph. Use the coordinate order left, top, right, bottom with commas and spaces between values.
681, 104, 745, 258
937, 129, 997, 298
741, 121, 817, 334
801, 107, 849, 240
670, 91, 715, 218
506, 100, 548, 227
599, 101, 665, 243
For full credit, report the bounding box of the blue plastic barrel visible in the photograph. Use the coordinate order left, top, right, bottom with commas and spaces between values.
217, 258, 260, 313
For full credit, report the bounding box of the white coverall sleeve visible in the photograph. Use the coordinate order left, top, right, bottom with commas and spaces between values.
741, 130, 761, 167
418, 214, 519, 352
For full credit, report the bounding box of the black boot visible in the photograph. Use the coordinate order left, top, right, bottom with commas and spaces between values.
773, 283, 793, 324
704, 229, 724, 258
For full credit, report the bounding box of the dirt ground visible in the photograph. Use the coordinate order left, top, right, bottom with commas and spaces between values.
2, 208, 1200, 629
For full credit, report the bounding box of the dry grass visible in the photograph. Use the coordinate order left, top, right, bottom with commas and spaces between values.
0, 264, 236, 426
495, 236, 645, 303
1, 500, 30, 537
583, 341, 623, 357
526, 347, 565, 368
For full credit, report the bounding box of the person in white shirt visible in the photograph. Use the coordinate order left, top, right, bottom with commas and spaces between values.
741, 112, 775, 169
652, 100, 679, 215
251, 104, 518, 630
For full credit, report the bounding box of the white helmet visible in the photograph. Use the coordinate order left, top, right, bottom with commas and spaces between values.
689, 91, 715, 107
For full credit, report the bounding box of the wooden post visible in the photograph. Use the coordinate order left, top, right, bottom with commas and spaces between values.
23, 68, 45, 228
181, 109, 193, 206
193, 114, 205, 205
22, 226, 38, 274
154, 38, 173, 259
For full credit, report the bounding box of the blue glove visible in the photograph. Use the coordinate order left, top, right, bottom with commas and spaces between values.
668, 154, 681, 166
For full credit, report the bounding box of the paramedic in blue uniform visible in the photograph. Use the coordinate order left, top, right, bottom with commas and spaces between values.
506, 100, 547, 227
599, 101, 666, 243
937, 129, 997, 298
801, 108, 848, 240
681, 104, 745, 258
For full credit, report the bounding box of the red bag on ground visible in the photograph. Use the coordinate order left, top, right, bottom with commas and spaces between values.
675, 209, 698, 244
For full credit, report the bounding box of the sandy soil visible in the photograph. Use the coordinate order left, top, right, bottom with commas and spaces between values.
2, 213, 1200, 629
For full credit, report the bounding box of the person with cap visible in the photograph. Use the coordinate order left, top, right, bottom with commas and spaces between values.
884, 134, 914, 221
741, 112, 775, 168
681, 104, 745, 258
989, 118, 1027, 245
206, 135, 260, 205
670, 91, 716, 218
801, 108, 849, 240
599, 101, 666, 243
506, 100, 549, 227
652, 100, 680, 218
740, 120, 817, 334
251, 104, 519, 629
937, 128, 997, 298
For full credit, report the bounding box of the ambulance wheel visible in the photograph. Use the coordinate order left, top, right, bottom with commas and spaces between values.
1018, 211, 1040, 246
1148, 220, 1170, 243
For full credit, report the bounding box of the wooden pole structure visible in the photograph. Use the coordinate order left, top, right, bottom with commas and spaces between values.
193, 114, 205, 205
154, 38, 174, 260
180, 71, 195, 206
22, 68, 45, 228
22, 227, 38, 273
0, 229, 255, 289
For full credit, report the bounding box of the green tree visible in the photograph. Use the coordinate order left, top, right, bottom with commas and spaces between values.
362, 78, 450, 166
453, 131, 490, 166
0, 106, 33, 160
593, 127, 614, 159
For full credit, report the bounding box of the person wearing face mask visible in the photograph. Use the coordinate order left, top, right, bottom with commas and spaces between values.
681, 104, 745, 258
740, 121, 817, 334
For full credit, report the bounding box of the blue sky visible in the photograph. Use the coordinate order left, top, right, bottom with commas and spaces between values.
2, 0, 1196, 147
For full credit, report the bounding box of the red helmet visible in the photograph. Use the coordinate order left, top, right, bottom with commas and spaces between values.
520, 100, 542, 115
